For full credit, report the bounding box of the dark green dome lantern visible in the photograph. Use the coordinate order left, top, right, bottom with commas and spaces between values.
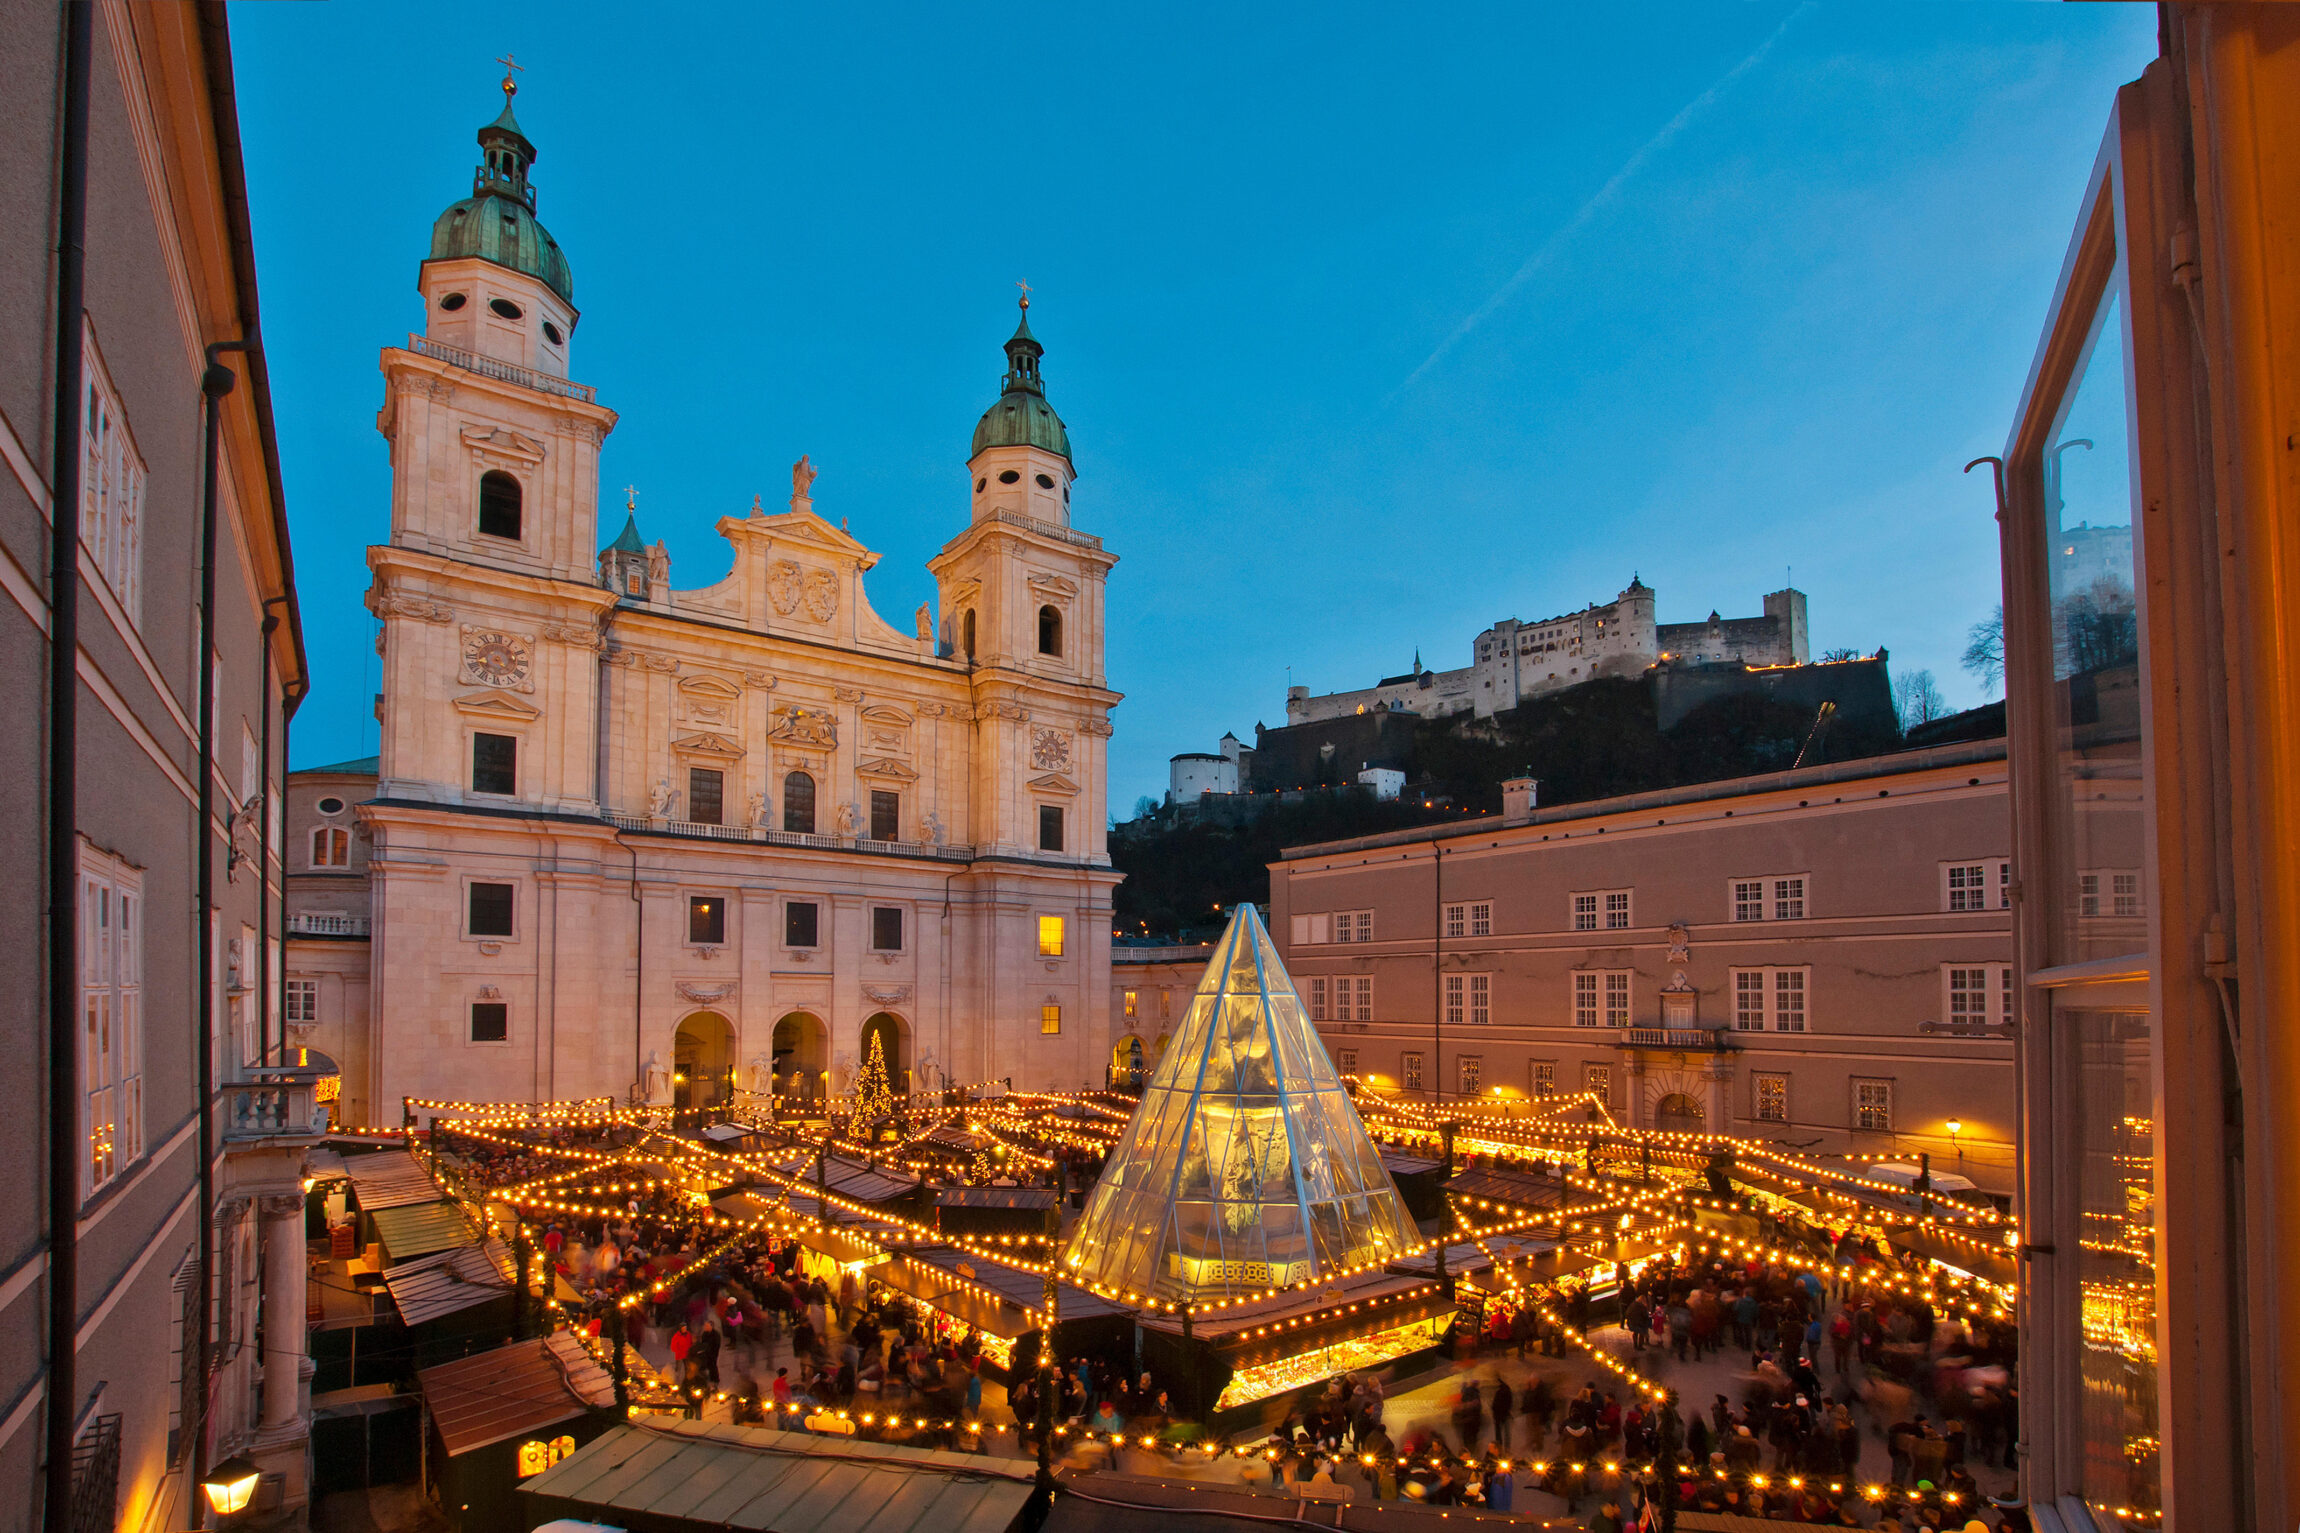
970, 299, 1072, 464
426, 76, 575, 307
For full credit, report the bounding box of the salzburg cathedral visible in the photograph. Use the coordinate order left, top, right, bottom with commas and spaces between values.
352, 84, 1120, 1122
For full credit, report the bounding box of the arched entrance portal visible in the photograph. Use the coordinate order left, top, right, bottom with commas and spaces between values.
1654, 1092, 1706, 1138
772, 1011, 829, 1101
1111, 1034, 1146, 1088
860, 1012, 911, 1097
673, 1012, 735, 1111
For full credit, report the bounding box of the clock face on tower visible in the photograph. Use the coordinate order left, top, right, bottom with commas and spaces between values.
461, 628, 532, 690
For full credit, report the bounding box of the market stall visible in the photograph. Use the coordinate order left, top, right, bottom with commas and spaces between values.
870, 1242, 1134, 1381
415, 1331, 618, 1533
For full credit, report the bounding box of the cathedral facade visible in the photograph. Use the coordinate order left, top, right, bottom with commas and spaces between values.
357, 85, 1119, 1121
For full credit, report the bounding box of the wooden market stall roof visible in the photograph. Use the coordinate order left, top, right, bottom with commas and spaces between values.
1442, 1164, 1567, 1212
522, 1418, 1037, 1533
759, 1150, 923, 1206
1135, 1265, 1449, 1366
884, 1244, 1133, 1334
370, 1201, 478, 1264
933, 1187, 1058, 1211
385, 1239, 515, 1326
417, 1331, 616, 1458
343, 1148, 447, 1210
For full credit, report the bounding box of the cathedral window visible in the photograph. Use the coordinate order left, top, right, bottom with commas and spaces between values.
1041, 1005, 1062, 1035
782, 772, 816, 834
687, 768, 724, 826
488, 298, 524, 320
869, 790, 901, 842
1039, 915, 1065, 958
784, 901, 819, 948
311, 827, 349, 869
470, 1003, 508, 1043
998, 469, 1020, 484
542, 321, 564, 346
439, 292, 467, 311
1035, 473, 1055, 489
1038, 605, 1062, 657
477, 471, 523, 541
467, 882, 515, 938
471, 732, 517, 795
870, 906, 905, 952
688, 896, 725, 946
1039, 805, 1065, 853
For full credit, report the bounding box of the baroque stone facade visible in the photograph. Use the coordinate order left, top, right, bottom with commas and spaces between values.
1285, 577, 1810, 724
358, 89, 1120, 1115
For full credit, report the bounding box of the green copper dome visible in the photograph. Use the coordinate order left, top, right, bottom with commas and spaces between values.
426, 93, 574, 306
970, 303, 1072, 464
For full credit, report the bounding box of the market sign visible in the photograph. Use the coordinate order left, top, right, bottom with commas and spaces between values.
1170, 1254, 1312, 1289
516, 1436, 575, 1477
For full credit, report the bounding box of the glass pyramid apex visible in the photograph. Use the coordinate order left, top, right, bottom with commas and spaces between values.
1064, 904, 1420, 1305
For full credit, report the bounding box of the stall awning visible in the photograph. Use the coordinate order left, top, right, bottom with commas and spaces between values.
897, 1244, 1133, 1324
386, 1239, 515, 1326
760, 1151, 922, 1206
933, 1187, 1058, 1211
370, 1201, 477, 1263
1442, 1165, 1567, 1212
344, 1149, 447, 1210
418, 1332, 616, 1458
523, 1419, 1036, 1533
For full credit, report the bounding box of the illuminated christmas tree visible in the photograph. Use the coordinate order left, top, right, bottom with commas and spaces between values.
856, 1028, 895, 1124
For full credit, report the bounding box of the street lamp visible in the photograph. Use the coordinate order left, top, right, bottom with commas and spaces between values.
201, 1454, 261, 1519
1947, 1118, 1963, 1170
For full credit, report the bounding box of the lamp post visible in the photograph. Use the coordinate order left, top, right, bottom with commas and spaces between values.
1947, 1118, 1963, 1172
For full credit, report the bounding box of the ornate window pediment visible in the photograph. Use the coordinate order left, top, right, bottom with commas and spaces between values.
1028, 771, 1080, 797
1027, 571, 1080, 601
672, 731, 744, 759
857, 756, 918, 782
460, 423, 546, 468
678, 674, 741, 699
452, 688, 541, 721
768, 705, 837, 748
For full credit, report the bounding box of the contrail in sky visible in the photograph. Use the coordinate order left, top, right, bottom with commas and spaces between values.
1385, 2, 1812, 406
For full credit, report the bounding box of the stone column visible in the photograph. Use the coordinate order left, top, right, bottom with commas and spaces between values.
260, 1192, 306, 1428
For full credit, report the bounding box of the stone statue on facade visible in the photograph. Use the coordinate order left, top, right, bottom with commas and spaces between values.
792, 454, 817, 504
833, 801, 858, 836
747, 791, 769, 826
914, 603, 933, 642
646, 540, 669, 586
921, 809, 944, 846
648, 777, 679, 818
642, 1050, 669, 1102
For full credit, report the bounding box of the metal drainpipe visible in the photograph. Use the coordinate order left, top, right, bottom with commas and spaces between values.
43, 6, 91, 1526
193, 338, 249, 1518
255, 609, 276, 1066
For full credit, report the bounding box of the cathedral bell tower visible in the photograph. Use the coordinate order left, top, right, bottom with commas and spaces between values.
929, 298, 1118, 861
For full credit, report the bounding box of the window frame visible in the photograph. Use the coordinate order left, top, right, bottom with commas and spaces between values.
470, 730, 519, 798
1531, 1060, 1556, 1098
1572, 888, 1632, 931
1941, 857, 2012, 913
1038, 913, 1065, 958
687, 767, 726, 827
470, 1001, 511, 1045
1458, 1054, 1484, 1097
687, 893, 728, 947
782, 771, 817, 835
1728, 965, 1812, 1032
1754, 1071, 1789, 1124
869, 788, 902, 843
1038, 803, 1065, 853
466, 880, 517, 940
1306, 975, 1328, 1021
1039, 1003, 1062, 1035
285, 978, 318, 1026
79, 843, 144, 1198
1852, 1077, 1894, 1132
477, 468, 525, 542
1401, 1050, 1425, 1093
869, 904, 907, 953
1942, 962, 2015, 1032
79, 331, 147, 624
310, 826, 350, 870
783, 899, 820, 949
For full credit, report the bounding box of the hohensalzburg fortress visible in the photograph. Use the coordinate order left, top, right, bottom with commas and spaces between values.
1285, 577, 1809, 724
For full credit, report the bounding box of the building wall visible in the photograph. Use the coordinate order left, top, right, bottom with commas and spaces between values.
1110, 946, 1215, 1079
0, 4, 306, 1526
1270, 743, 2017, 1193
284, 765, 375, 1124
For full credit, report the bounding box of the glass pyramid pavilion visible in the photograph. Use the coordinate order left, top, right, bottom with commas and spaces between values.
1066, 904, 1420, 1305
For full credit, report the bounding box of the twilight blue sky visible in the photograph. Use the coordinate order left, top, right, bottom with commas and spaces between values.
231, 2, 2159, 806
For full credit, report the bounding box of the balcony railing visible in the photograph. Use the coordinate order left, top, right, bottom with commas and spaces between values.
287, 912, 369, 937
223, 1065, 333, 1141
1617, 1026, 1736, 1050
969, 508, 1103, 552
405, 334, 596, 403
605, 811, 972, 859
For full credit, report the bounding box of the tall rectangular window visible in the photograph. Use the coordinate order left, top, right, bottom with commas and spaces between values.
2113, 872, 2141, 917
470, 1002, 509, 1043
1732, 880, 1765, 922
1573, 972, 1599, 1027
870, 789, 901, 842
1945, 859, 2009, 913
1755, 1073, 1789, 1123
311, 827, 349, 868
79, 847, 143, 1195
468, 882, 515, 938
688, 894, 726, 945
1854, 1079, 1893, 1131
1344, 975, 1373, 1022
1585, 1063, 1612, 1109
1307, 976, 1328, 1020
1572, 893, 1598, 932
1532, 1061, 1556, 1098
285, 979, 318, 1025
80, 338, 145, 622
1038, 914, 1065, 957
785, 901, 819, 948
1773, 969, 1806, 1032
1604, 970, 1631, 1027
1458, 1055, 1483, 1096
1469, 901, 1491, 937
1444, 974, 1465, 1028
688, 768, 725, 826
1333, 910, 1374, 944
871, 906, 905, 952
1948, 966, 1991, 1028
1444, 903, 1465, 939
1605, 891, 1632, 930
1336, 1047, 1358, 1077
471, 732, 517, 796
1040, 1004, 1062, 1034
1402, 1051, 1424, 1092
1772, 877, 1807, 920
1468, 973, 1490, 1026
1734, 970, 1767, 1031
2079, 872, 2102, 917
1038, 805, 1064, 852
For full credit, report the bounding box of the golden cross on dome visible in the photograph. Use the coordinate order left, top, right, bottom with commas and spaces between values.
623, 484, 638, 512
497, 53, 524, 99
1015, 279, 1031, 310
